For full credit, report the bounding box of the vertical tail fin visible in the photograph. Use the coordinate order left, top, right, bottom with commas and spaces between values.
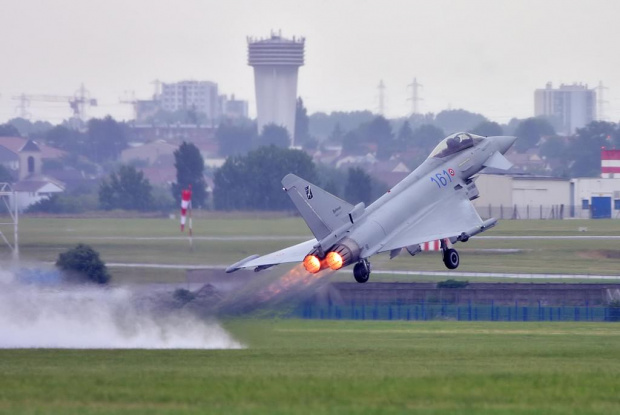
282, 174, 354, 241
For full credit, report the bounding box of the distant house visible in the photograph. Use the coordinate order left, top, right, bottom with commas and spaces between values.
12, 176, 65, 212
120, 140, 178, 166
0, 137, 67, 211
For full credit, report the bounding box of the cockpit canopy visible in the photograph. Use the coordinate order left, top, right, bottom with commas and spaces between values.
429, 132, 485, 158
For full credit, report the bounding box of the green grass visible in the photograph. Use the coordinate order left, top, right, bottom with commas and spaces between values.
2, 217, 620, 283
1, 319, 620, 414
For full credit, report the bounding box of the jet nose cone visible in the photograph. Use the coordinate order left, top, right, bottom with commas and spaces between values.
495, 136, 517, 154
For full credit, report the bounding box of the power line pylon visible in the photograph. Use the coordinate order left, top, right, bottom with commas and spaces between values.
377, 80, 386, 116
407, 77, 423, 115
0, 183, 18, 261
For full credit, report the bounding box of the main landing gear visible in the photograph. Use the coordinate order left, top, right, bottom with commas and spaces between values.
442, 247, 460, 269
353, 259, 371, 283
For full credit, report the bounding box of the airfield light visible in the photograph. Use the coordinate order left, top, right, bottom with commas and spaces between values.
303, 255, 321, 274
326, 251, 344, 270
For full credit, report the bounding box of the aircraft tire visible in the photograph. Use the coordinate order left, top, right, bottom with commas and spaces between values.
443, 249, 460, 269
353, 261, 370, 283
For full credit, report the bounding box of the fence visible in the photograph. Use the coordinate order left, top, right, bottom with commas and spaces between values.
292, 301, 620, 322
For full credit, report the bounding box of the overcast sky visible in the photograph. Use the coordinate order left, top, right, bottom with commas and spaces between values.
1, 0, 619, 124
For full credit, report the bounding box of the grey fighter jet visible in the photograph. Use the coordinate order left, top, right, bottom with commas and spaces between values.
227, 132, 516, 283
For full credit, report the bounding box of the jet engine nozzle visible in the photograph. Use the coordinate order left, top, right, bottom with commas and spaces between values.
325, 238, 361, 270
303, 254, 323, 274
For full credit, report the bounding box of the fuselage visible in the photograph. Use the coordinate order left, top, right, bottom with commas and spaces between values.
334, 135, 516, 263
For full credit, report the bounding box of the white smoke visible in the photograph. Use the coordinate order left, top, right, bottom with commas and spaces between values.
0, 272, 243, 349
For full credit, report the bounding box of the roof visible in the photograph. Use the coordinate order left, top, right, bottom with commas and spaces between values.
0, 137, 34, 153
21, 140, 41, 152
0, 145, 18, 163
0, 136, 65, 159
13, 177, 65, 192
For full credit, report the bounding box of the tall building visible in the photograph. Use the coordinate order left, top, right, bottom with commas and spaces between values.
160, 80, 220, 123
534, 82, 596, 135
248, 31, 305, 146
220, 94, 249, 119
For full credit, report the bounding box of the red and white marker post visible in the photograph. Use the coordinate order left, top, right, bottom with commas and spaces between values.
180, 185, 193, 247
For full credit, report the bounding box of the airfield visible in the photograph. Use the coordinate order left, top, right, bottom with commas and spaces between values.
1, 215, 620, 413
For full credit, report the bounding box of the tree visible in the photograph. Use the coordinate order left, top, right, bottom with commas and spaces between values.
351, 116, 395, 160
342, 130, 365, 155
172, 142, 207, 208
470, 121, 503, 137
396, 120, 415, 150
328, 122, 345, 143
308, 110, 374, 140
216, 122, 255, 157
344, 167, 372, 205
99, 165, 153, 211
213, 146, 316, 211
26, 193, 98, 214
566, 121, 615, 177
56, 243, 110, 284
362, 116, 393, 144
539, 136, 567, 160
86, 116, 128, 162
513, 118, 555, 152
0, 165, 14, 183
412, 124, 445, 153
0, 123, 20, 137
294, 98, 311, 147
45, 125, 86, 155
6, 118, 53, 138
256, 124, 290, 148
434, 109, 487, 134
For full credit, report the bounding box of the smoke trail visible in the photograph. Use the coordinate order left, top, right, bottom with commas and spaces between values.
257, 264, 335, 302
0, 272, 243, 349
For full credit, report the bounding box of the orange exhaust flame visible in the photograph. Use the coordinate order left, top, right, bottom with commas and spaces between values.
303, 255, 321, 273
326, 251, 344, 270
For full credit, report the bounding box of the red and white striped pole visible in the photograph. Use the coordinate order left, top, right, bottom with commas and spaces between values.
180, 185, 192, 235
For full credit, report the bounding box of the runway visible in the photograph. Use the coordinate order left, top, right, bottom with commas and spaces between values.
369, 269, 620, 280
104, 262, 620, 280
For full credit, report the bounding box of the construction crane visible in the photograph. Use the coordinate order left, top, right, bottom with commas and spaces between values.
12, 84, 97, 121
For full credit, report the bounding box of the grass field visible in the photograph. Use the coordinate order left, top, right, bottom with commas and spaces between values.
1, 319, 619, 414
2, 217, 620, 283
2, 218, 620, 413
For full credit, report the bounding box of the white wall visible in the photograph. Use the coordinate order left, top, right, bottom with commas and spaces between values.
512, 178, 570, 207
11, 182, 64, 212
571, 178, 620, 219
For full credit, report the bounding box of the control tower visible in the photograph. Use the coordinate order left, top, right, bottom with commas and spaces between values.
248, 31, 305, 146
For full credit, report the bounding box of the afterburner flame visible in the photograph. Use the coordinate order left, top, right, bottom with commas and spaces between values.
326, 251, 344, 270
303, 255, 321, 273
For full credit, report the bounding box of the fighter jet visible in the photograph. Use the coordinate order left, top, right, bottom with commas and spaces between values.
227, 132, 517, 283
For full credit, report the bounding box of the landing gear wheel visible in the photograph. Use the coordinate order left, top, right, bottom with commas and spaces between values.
443, 248, 460, 270
353, 260, 371, 283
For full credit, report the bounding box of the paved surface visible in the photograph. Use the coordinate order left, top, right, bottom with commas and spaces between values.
104, 262, 620, 280
369, 269, 620, 280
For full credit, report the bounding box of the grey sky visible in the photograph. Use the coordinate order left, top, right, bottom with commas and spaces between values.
1, 0, 619, 124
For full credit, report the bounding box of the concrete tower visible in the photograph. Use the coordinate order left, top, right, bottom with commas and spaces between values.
248, 31, 305, 146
